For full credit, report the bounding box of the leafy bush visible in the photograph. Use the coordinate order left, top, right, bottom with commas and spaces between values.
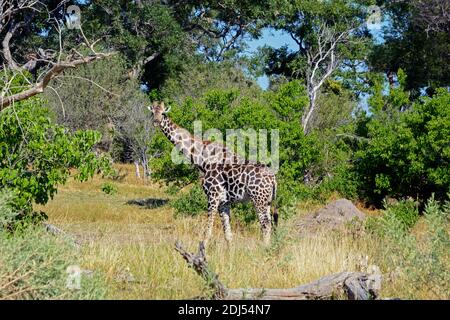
0, 189, 19, 231
101, 182, 118, 195
353, 81, 450, 205
367, 195, 450, 299
171, 183, 271, 225
383, 199, 419, 230
171, 184, 207, 217
0, 98, 111, 227
232, 202, 257, 225
150, 82, 318, 186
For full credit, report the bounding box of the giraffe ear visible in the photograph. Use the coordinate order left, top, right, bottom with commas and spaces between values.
164, 105, 171, 114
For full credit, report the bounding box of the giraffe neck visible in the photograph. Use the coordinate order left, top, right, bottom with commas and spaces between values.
159, 115, 244, 171
159, 115, 183, 145
159, 115, 206, 171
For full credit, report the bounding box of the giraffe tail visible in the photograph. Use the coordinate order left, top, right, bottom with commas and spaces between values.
272, 180, 279, 228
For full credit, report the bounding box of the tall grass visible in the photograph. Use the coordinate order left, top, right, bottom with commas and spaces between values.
27, 164, 449, 300
367, 196, 450, 299
0, 191, 109, 300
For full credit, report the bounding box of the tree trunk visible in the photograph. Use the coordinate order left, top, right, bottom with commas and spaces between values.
134, 160, 141, 178
175, 241, 382, 300
141, 156, 149, 180
225, 272, 380, 300
302, 90, 316, 135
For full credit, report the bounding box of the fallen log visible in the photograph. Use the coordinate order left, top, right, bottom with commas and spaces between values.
175, 241, 382, 300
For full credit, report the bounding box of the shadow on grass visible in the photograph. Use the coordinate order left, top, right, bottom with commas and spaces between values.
126, 198, 169, 209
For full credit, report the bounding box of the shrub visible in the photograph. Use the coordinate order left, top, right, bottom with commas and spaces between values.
101, 182, 118, 195
233, 202, 257, 225
150, 82, 318, 187
367, 195, 450, 299
0, 227, 109, 299
0, 98, 111, 228
171, 183, 277, 225
383, 198, 419, 231
353, 85, 450, 205
0, 189, 19, 231
171, 184, 207, 217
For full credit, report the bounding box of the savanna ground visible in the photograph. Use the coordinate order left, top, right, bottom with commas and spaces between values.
34, 164, 444, 300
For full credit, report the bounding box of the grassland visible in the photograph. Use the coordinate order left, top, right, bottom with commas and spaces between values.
35, 164, 445, 299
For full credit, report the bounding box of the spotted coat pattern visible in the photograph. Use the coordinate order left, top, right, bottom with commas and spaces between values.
150, 102, 278, 245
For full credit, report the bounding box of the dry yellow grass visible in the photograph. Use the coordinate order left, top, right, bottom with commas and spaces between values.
35, 164, 428, 299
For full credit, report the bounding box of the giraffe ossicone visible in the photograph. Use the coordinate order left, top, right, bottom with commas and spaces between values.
150, 101, 278, 245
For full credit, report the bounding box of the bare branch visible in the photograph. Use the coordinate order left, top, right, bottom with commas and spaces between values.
0, 1, 116, 110
1, 52, 115, 110
410, 0, 450, 34
302, 22, 353, 134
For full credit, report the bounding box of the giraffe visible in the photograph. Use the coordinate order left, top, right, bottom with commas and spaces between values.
149, 101, 278, 245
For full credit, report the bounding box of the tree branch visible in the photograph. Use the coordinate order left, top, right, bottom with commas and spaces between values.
175, 241, 382, 300
1, 52, 115, 110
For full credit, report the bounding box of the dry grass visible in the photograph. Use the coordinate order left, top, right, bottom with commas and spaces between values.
35, 164, 433, 299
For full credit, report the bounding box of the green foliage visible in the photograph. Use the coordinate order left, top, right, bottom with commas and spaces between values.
383, 199, 419, 231
153, 80, 358, 216
368, 195, 450, 299
171, 184, 208, 217
82, 1, 191, 89
161, 61, 262, 105
101, 182, 118, 195
232, 202, 258, 225
352, 81, 450, 205
151, 81, 318, 186
0, 98, 111, 226
370, 1, 450, 96
0, 189, 19, 232
171, 184, 276, 225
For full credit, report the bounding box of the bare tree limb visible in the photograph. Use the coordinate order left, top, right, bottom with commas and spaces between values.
1, 52, 115, 110
302, 23, 353, 134
0, 1, 116, 110
175, 241, 382, 300
1, 20, 24, 70
174, 241, 228, 299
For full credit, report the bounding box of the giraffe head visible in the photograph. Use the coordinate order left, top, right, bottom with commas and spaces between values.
148, 101, 171, 127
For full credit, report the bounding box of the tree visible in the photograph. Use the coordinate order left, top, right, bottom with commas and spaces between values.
80, 0, 190, 88
0, 0, 113, 110
352, 75, 450, 205
0, 96, 110, 226
161, 60, 262, 104
301, 22, 356, 134
113, 91, 155, 179
44, 56, 137, 151
45, 55, 159, 178
260, 0, 373, 134
370, 0, 450, 96
171, 0, 270, 62
409, 0, 450, 35
77, 0, 271, 91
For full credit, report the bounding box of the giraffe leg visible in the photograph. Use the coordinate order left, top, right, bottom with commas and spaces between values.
219, 203, 233, 243
255, 203, 272, 246
204, 198, 219, 244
